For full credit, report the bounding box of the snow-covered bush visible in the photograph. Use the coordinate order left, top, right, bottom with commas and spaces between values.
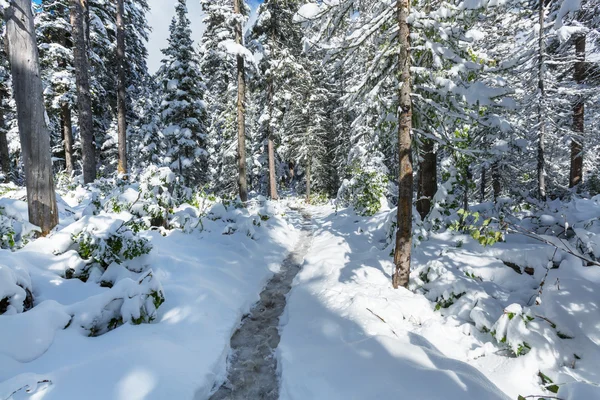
0, 264, 33, 315
0, 206, 38, 250
337, 161, 389, 216
65, 218, 152, 282
73, 270, 165, 336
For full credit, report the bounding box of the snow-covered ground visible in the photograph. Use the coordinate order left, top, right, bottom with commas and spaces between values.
2, 189, 600, 399
279, 204, 600, 400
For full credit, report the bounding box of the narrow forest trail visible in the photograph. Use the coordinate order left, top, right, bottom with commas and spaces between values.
207, 209, 314, 400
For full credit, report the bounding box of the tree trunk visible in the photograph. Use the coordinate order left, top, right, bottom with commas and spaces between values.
116, 0, 128, 176
267, 76, 278, 200
569, 34, 585, 188
5, 0, 58, 234
393, 0, 413, 290
492, 162, 501, 202
61, 103, 75, 175
416, 138, 436, 220
480, 166, 486, 203
305, 157, 311, 204
0, 128, 10, 180
234, 0, 248, 203
537, 0, 547, 200
0, 84, 10, 180
70, 0, 96, 184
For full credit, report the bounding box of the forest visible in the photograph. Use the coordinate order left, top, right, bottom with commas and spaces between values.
0, 0, 599, 399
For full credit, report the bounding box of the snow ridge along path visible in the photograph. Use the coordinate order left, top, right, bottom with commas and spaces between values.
208, 210, 313, 400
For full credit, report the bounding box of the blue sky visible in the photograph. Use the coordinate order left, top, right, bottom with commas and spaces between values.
147, 0, 263, 73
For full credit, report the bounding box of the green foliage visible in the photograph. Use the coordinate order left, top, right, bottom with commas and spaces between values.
435, 292, 465, 311
70, 222, 152, 277
449, 209, 504, 246
339, 161, 389, 216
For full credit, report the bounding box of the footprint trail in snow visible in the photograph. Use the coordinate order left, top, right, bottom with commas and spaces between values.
208, 210, 313, 400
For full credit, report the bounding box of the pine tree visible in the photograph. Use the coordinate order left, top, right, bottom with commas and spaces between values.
200, 0, 240, 196
158, 0, 207, 186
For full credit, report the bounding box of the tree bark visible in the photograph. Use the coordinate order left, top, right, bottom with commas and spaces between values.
267, 76, 278, 200
70, 0, 96, 184
569, 34, 585, 188
492, 162, 501, 202
5, 0, 58, 234
0, 83, 10, 180
234, 0, 248, 203
537, 0, 547, 200
305, 157, 311, 204
416, 138, 436, 220
393, 0, 413, 290
480, 166, 486, 203
116, 0, 128, 176
0, 128, 10, 180
61, 104, 75, 175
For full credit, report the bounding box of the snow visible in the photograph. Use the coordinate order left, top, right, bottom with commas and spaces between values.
2, 195, 600, 399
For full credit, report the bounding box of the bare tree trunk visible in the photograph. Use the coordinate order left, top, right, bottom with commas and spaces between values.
537, 0, 547, 200
492, 162, 501, 202
116, 0, 128, 176
569, 34, 585, 188
0, 84, 11, 180
70, 0, 96, 184
0, 128, 10, 180
267, 76, 278, 200
305, 157, 311, 204
234, 0, 248, 203
61, 104, 75, 175
393, 0, 413, 290
480, 166, 486, 203
5, 0, 58, 234
416, 138, 436, 220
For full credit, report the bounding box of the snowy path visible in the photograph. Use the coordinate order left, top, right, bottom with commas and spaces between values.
208, 210, 314, 400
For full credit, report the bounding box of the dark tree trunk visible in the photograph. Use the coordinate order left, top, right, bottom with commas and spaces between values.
537, 0, 547, 200
492, 162, 501, 202
70, 0, 96, 184
5, 0, 58, 234
267, 76, 278, 200
116, 0, 128, 176
0, 84, 10, 180
416, 138, 436, 220
305, 157, 311, 204
61, 103, 75, 175
569, 34, 585, 188
234, 0, 248, 203
480, 166, 486, 203
393, 0, 413, 289
0, 128, 10, 180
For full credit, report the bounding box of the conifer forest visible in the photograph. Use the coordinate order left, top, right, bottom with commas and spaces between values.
0, 0, 599, 399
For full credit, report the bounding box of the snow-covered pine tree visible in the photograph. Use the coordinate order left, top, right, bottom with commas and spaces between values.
36, 0, 77, 176
200, 0, 240, 196
158, 0, 207, 186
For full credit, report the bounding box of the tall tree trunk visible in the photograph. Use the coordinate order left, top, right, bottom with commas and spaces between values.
234, 0, 248, 203
116, 0, 128, 176
569, 34, 585, 188
70, 0, 96, 184
305, 157, 311, 204
537, 0, 547, 200
492, 162, 501, 202
0, 85, 10, 180
393, 0, 413, 290
267, 76, 278, 200
5, 0, 58, 234
61, 104, 75, 175
0, 128, 10, 181
416, 138, 436, 220
480, 166, 486, 203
